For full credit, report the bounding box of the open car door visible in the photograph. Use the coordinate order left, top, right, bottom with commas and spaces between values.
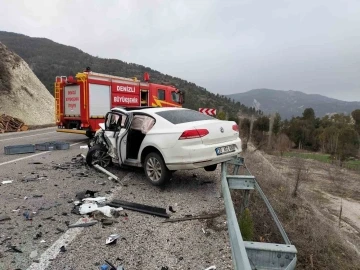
103, 109, 132, 165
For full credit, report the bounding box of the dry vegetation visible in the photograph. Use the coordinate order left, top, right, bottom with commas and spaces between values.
232, 145, 360, 270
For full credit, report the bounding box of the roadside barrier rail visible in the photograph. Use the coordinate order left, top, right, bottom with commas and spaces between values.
221, 157, 297, 270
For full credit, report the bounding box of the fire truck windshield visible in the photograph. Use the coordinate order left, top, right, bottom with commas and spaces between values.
172, 91, 180, 103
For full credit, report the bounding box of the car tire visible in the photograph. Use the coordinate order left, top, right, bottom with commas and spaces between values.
86, 144, 112, 168
85, 129, 95, 139
204, 164, 217, 171
144, 152, 171, 186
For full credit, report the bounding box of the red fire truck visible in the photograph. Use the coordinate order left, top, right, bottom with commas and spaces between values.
55, 68, 184, 137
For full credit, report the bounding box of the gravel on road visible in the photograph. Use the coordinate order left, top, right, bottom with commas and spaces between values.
0, 130, 233, 270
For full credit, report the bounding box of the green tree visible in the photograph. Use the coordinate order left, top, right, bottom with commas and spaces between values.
351, 109, 360, 135
273, 113, 281, 135
239, 208, 254, 241
318, 126, 339, 154
253, 116, 269, 132
240, 118, 251, 140
336, 127, 360, 163
302, 108, 315, 121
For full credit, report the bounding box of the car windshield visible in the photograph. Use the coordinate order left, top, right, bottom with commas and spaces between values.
156, 109, 214, 124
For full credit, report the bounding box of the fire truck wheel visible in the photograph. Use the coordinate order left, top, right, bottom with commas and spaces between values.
86, 144, 112, 168
204, 164, 217, 171
144, 152, 171, 186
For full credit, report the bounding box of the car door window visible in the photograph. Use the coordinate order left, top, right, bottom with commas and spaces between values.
105, 113, 127, 131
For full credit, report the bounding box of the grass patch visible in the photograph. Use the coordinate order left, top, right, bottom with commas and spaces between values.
283, 152, 360, 171
283, 152, 331, 163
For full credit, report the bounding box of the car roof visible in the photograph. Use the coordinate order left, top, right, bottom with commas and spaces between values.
111, 106, 189, 114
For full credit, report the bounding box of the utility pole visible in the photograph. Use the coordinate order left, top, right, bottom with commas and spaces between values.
249, 114, 255, 143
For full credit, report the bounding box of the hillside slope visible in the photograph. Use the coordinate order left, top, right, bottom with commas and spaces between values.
227, 88, 360, 119
0, 31, 258, 119
0, 42, 54, 125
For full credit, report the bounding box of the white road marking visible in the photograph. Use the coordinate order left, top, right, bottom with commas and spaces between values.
0, 127, 55, 138
0, 141, 85, 167
0, 131, 55, 142
26, 172, 134, 270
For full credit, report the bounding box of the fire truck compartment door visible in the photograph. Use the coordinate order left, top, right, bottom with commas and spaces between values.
64, 85, 81, 116
89, 84, 111, 117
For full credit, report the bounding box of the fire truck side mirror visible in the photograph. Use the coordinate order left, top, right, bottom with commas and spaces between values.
180, 91, 185, 104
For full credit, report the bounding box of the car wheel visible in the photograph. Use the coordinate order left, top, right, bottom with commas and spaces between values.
85, 129, 95, 139
144, 152, 171, 186
204, 164, 217, 171
86, 144, 112, 168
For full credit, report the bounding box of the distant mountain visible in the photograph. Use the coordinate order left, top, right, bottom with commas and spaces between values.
0, 31, 258, 119
227, 88, 360, 119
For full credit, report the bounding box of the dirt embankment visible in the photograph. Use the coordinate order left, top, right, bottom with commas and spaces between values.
238, 144, 360, 270
0, 42, 54, 125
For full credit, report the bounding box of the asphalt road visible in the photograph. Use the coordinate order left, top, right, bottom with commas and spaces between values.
0, 128, 233, 270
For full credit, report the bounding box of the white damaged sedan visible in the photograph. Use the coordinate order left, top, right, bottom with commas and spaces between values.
86, 107, 242, 186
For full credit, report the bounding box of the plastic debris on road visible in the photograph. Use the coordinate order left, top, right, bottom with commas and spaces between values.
82, 197, 107, 204
79, 202, 123, 217
106, 234, 120, 245
23, 211, 34, 220
1, 180, 13, 184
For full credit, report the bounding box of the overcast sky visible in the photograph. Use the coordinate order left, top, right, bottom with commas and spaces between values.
1, 0, 359, 101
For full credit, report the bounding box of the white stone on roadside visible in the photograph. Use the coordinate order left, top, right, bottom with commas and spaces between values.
30, 250, 38, 259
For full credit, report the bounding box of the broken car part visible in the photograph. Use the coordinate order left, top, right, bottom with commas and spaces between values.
104, 260, 124, 270
79, 203, 123, 217
162, 213, 221, 223
107, 200, 170, 218
75, 190, 97, 200
106, 234, 120, 245
82, 197, 107, 203
93, 164, 121, 183
1, 180, 13, 184
67, 221, 98, 228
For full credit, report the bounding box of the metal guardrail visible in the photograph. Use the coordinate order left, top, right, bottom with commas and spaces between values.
221, 157, 297, 270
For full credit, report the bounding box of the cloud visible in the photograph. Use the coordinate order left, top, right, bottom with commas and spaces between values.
0, 0, 359, 101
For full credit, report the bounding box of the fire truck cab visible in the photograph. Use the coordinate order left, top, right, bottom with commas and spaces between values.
55, 69, 184, 137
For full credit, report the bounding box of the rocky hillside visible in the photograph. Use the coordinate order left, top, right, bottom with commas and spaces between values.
0, 42, 54, 125
227, 88, 360, 119
0, 31, 260, 119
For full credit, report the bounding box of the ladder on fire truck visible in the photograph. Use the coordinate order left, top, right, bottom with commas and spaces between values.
54, 76, 67, 123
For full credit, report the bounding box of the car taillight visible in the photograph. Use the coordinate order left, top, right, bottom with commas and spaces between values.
179, 129, 209, 140
232, 124, 239, 132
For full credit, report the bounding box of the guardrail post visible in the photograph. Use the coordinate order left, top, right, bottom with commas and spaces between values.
221, 162, 252, 270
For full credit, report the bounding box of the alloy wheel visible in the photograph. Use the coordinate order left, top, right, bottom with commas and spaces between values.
146, 157, 162, 182
92, 150, 111, 167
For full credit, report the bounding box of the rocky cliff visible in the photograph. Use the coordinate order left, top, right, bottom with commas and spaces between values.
0, 42, 54, 125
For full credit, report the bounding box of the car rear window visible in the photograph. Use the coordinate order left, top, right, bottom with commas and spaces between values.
156, 109, 214, 124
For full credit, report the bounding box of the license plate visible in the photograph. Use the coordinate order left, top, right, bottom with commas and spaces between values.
215, 144, 236, 155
